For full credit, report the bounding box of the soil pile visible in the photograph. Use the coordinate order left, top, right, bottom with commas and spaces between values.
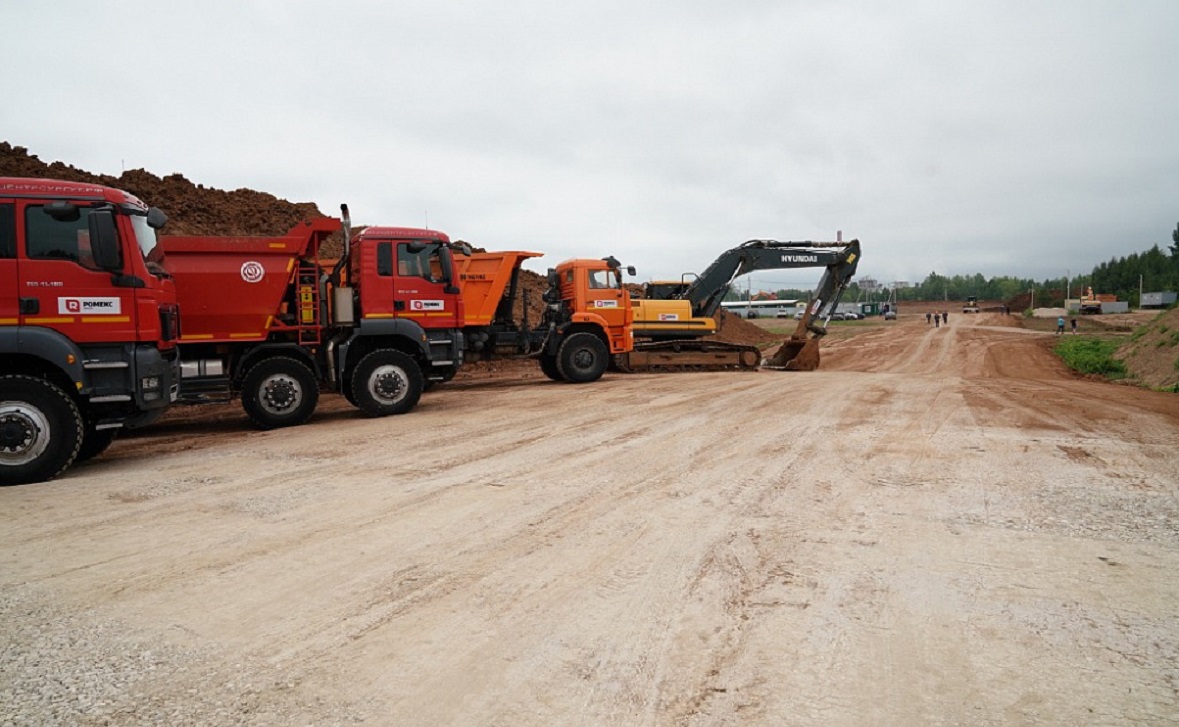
0, 142, 324, 237
1116, 306, 1179, 390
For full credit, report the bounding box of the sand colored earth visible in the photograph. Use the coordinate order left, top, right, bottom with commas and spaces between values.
2, 311, 1177, 726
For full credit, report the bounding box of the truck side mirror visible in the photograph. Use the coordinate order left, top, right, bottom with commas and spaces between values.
146, 207, 168, 230
627, 266, 636, 276
88, 209, 123, 272
438, 248, 460, 294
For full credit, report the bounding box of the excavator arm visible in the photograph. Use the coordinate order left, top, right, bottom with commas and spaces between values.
674, 239, 861, 318
762, 239, 861, 370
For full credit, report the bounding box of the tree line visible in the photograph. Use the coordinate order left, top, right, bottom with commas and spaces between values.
731, 223, 1179, 308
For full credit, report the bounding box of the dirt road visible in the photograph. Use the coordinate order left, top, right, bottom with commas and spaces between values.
3, 312, 1177, 726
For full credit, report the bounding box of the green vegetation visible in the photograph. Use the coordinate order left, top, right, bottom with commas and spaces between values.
1053, 337, 1127, 379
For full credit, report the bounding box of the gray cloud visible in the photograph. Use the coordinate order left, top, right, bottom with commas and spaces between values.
2, 0, 1175, 290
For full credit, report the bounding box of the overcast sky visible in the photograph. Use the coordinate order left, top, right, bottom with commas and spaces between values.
3, 1, 1177, 291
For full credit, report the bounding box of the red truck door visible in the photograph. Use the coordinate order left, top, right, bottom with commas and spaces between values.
16, 202, 139, 344
392, 241, 461, 330
0, 203, 17, 325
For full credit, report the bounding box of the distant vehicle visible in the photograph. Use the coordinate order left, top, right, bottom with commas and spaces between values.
883, 310, 897, 320
843, 311, 861, 320
963, 296, 980, 313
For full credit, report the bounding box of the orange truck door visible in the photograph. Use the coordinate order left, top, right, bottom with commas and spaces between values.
17, 202, 139, 345
583, 267, 631, 333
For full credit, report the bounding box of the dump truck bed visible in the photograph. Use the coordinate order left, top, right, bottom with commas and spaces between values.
455, 251, 544, 328
162, 218, 340, 342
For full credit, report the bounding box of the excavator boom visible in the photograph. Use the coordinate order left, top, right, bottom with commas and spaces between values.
763, 239, 861, 370
680, 239, 861, 318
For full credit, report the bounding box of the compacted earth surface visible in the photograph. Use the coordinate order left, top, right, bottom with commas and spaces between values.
3, 311, 1177, 726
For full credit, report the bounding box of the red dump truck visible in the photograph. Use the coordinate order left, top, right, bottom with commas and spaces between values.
2, 177, 179, 485
162, 211, 466, 428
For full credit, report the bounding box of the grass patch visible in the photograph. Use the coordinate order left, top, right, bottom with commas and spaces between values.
1053, 337, 1127, 379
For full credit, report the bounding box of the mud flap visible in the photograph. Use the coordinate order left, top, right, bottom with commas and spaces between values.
763, 338, 821, 371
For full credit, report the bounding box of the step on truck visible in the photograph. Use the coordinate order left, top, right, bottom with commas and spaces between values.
1, 177, 179, 485
161, 207, 466, 428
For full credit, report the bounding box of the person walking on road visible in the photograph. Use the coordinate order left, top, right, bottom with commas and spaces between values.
1071, 317, 1078, 334
942, 311, 948, 325
1056, 316, 1065, 335
926, 312, 932, 325
934, 312, 940, 328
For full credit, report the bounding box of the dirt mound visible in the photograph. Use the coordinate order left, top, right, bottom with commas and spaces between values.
1116, 307, 1179, 390
713, 310, 782, 346
0, 142, 325, 237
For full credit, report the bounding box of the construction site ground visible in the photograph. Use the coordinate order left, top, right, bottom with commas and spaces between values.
3, 310, 1179, 726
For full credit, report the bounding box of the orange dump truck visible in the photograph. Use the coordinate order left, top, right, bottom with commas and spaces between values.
451, 250, 633, 383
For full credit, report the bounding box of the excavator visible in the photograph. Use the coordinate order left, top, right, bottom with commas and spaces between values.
616, 238, 861, 372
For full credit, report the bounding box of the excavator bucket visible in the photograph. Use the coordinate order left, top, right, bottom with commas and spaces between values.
764, 337, 821, 371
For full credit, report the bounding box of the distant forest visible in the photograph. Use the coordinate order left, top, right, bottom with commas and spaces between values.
734, 223, 1179, 308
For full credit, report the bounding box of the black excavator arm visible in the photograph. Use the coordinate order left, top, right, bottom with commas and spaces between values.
670, 238, 862, 319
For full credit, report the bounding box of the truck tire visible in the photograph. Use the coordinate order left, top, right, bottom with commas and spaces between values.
539, 353, 564, 382
556, 333, 608, 383
241, 356, 320, 430
75, 423, 118, 463
0, 375, 84, 486
350, 349, 423, 417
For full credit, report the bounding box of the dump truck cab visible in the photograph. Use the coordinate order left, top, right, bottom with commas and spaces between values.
1, 177, 179, 484
550, 257, 633, 357
346, 226, 466, 387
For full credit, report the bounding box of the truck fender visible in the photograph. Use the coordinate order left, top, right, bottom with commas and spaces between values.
0, 326, 88, 391
233, 343, 322, 382
569, 311, 612, 331
339, 318, 432, 375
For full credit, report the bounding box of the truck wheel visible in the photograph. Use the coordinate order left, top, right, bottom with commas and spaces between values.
0, 375, 84, 486
241, 356, 320, 430
75, 423, 118, 463
539, 353, 564, 382
350, 349, 423, 417
556, 333, 608, 383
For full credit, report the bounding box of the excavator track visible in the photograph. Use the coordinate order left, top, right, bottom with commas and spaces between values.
614, 340, 762, 373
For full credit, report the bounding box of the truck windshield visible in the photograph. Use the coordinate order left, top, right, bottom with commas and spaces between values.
129, 212, 164, 267
588, 270, 621, 290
